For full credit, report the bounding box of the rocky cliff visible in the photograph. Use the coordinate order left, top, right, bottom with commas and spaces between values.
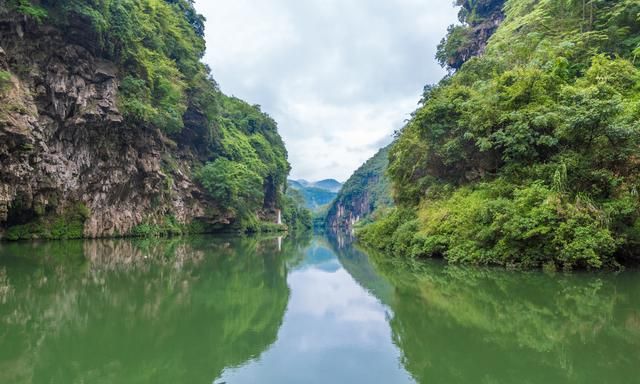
326, 146, 392, 229
436, 0, 505, 71
0, 3, 288, 239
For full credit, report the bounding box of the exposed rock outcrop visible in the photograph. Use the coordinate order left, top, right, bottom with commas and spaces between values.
326, 145, 392, 229
0, 16, 227, 238
452, 11, 504, 68
436, 0, 505, 70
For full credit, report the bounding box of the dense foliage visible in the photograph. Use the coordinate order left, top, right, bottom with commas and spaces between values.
197, 159, 263, 217
282, 189, 313, 231
8, 0, 207, 134
196, 96, 291, 228
6, 0, 47, 22
361, 0, 640, 269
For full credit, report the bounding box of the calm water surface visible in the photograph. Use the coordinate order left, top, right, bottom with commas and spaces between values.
0, 233, 638, 383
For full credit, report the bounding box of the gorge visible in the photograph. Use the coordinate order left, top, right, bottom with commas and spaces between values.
0, 1, 640, 382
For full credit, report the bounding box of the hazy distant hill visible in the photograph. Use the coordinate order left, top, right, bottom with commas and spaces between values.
312, 179, 342, 193
288, 179, 343, 211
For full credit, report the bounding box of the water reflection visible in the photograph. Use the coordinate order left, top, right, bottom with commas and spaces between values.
368, 250, 640, 384
0, 236, 298, 383
1, 234, 639, 384
219, 236, 413, 384
327, 232, 394, 308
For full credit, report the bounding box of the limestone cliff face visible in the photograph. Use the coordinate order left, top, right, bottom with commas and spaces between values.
326, 146, 393, 229
0, 16, 227, 238
328, 189, 372, 228
454, 11, 504, 67
437, 0, 505, 71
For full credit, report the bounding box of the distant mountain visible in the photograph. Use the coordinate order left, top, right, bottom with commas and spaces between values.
296, 187, 337, 210
288, 180, 306, 191
287, 178, 343, 211
312, 179, 342, 193
289, 179, 342, 192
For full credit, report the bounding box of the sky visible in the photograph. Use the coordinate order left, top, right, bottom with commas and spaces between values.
193, 0, 459, 181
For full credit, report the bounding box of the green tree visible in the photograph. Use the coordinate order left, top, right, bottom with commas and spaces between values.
197, 158, 264, 219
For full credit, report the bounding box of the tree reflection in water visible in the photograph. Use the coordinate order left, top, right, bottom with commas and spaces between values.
2, 233, 639, 384
0, 235, 309, 383
368, 249, 640, 384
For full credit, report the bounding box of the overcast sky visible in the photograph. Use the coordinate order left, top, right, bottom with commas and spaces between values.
193, 0, 459, 181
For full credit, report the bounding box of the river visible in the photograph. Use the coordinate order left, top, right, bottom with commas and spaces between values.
0, 233, 638, 383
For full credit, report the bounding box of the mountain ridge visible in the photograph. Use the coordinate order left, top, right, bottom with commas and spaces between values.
287, 178, 343, 211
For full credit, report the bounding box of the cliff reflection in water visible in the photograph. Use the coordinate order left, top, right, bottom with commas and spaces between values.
367, 249, 640, 384
0, 235, 306, 383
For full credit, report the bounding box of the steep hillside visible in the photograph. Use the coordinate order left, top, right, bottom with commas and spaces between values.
360, 0, 640, 269
0, 0, 294, 239
326, 146, 392, 229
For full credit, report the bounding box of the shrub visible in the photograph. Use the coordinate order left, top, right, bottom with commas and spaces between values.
8, 0, 47, 23
0, 71, 11, 93
3, 203, 90, 241
361, 181, 632, 269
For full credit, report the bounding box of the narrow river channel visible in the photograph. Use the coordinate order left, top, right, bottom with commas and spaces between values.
0, 233, 638, 383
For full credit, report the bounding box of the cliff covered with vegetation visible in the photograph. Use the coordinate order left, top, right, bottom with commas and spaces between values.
436, 0, 505, 71
360, 0, 640, 269
0, 0, 303, 239
326, 145, 393, 229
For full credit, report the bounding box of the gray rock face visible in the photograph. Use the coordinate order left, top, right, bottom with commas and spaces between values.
326, 146, 393, 230
0, 17, 222, 237
328, 194, 370, 229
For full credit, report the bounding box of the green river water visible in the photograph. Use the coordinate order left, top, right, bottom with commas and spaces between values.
0, 233, 638, 383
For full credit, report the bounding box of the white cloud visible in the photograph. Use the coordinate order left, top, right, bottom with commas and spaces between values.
194, 0, 459, 181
